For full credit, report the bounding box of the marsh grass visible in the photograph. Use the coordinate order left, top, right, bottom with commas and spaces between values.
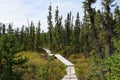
18, 51, 65, 80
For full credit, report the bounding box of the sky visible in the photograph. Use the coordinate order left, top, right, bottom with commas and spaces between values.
0, 0, 120, 32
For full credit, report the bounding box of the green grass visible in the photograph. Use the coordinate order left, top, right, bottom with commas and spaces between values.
19, 51, 65, 80
18, 51, 118, 80
21, 51, 46, 67
68, 54, 105, 80
68, 54, 89, 80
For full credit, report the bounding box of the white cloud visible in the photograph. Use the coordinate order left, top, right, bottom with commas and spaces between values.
0, 0, 77, 30
0, 0, 29, 27
0, 0, 109, 32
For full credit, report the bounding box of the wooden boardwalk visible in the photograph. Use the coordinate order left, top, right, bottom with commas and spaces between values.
42, 48, 78, 80
54, 54, 73, 66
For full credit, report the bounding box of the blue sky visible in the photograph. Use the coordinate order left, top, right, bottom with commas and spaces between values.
0, 0, 120, 31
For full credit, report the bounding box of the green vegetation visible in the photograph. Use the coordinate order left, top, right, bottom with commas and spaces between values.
0, 0, 120, 79
103, 39, 120, 80
0, 25, 28, 80
104, 53, 120, 80
21, 51, 65, 80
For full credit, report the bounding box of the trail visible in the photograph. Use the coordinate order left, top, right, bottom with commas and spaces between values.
42, 48, 78, 80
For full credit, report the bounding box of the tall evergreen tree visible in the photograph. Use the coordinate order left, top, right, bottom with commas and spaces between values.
114, 6, 120, 37
102, 0, 116, 55
47, 4, 53, 50
29, 22, 35, 50
95, 10, 105, 57
64, 13, 71, 46
73, 12, 81, 53
2, 24, 5, 34
83, 0, 104, 58
19, 25, 24, 49
114, 6, 120, 21
34, 21, 41, 50
82, 0, 93, 57
0, 24, 28, 80
24, 27, 30, 50
53, 6, 64, 51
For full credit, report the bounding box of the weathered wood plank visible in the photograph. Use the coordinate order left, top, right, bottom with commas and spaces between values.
54, 54, 73, 66
62, 74, 78, 80
66, 66, 76, 75
42, 48, 53, 56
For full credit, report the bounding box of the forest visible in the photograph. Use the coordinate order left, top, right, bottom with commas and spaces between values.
0, 0, 120, 80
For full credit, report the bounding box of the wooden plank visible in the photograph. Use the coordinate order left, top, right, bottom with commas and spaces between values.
66, 66, 76, 75
42, 48, 53, 56
62, 74, 78, 80
55, 54, 73, 66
